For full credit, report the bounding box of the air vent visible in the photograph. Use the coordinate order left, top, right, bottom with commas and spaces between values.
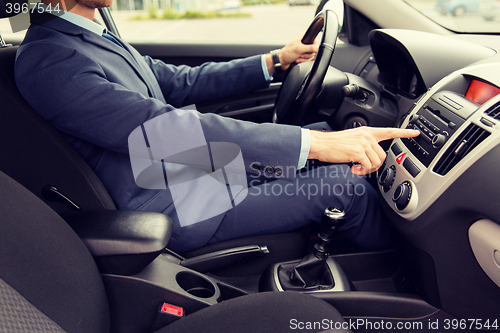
484, 102, 500, 120
434, 124, 490, 175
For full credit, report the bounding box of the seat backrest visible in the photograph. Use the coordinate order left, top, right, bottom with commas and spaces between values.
0, 170, 110, 332
0, 45, 116, 214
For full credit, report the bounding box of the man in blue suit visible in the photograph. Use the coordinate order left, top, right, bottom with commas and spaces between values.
15, 0, 419, 253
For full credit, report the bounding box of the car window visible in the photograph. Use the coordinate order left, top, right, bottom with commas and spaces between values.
1, 0, 343, 44
111, 0, 342, 44
404, 0, 500, 33
0, 17, 26, 43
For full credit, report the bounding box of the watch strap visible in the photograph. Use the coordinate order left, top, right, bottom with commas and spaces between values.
270, 49, 282, 74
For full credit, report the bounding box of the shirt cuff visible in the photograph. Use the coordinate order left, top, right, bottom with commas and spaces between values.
261, 54, 272, 82
298, 128, 311, 169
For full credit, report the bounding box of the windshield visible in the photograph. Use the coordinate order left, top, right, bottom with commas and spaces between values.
404, 0, 500, 33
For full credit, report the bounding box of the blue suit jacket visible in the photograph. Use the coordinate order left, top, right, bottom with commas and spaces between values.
15, 12, 302, 252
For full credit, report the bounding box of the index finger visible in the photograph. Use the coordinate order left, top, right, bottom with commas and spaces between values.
369, 128, 420, 143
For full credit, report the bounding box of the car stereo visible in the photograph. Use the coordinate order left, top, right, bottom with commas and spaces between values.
402, 91, 478, 167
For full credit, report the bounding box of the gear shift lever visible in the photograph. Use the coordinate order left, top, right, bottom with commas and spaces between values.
313, 207, 346, 259
277, 207, 346, 290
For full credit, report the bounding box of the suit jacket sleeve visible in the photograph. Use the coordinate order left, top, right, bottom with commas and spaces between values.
143, 55, 269, 108
15, 42, 302, 179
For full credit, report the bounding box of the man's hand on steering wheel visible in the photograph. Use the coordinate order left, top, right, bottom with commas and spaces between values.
265, 35, 319, 75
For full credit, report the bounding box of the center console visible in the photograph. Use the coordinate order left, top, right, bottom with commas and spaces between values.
102, 252, 249, 333
65, 210, 250, 333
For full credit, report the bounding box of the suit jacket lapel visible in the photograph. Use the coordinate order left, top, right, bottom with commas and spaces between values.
84, 30, 160, 98
81, 30, 155, 95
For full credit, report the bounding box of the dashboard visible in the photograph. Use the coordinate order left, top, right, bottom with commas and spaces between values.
341, 28, 500, 321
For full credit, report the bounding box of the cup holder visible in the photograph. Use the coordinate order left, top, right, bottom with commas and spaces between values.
176, 272, 216, 298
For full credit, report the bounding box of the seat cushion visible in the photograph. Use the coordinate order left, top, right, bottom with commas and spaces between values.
0, 278, 66, 333
159, 291, 348, 333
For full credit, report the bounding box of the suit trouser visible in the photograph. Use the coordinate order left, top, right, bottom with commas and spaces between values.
208, 163, 392, 251
165, 122, 391, 253
207, 120, 391, 251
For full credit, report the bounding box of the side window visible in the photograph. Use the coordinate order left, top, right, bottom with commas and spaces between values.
113, 0, 343, 44
0, 0, 343, 45
0, 17, 27, 44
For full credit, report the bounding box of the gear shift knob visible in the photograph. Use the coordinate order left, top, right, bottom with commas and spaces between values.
323, 207, 346, 221
320, 207, 346, 237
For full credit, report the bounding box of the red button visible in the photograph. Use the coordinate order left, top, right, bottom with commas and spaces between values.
396, 153, 406, 164
160, 303, 184, 317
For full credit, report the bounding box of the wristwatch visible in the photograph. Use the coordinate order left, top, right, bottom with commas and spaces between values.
270, 49, 283, 74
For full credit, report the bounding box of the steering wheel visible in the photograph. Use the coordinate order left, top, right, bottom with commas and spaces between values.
272, 9, 339, 125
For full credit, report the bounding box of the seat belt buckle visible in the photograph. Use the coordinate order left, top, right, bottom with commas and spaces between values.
152, 302, 184, 331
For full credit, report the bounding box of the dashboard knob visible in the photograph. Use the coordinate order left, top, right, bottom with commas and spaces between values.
409, 114, 420, 125
379, 165, 396, 192
432, 134, 446, 149
341, 84, 359, 97
392, 181, 412, 211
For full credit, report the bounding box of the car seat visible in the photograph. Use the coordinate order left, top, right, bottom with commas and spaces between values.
0, 169, 350, 333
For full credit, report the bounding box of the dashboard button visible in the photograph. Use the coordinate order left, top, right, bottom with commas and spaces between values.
429, 124, 440, 132
396, 153, 406, 164
420, 133, 431, 144
481, 117, 495, 127
391, 143, 403, 156
403, 158, 421, 177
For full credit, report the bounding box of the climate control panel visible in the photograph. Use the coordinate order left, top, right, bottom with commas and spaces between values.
378, 144, 418, 214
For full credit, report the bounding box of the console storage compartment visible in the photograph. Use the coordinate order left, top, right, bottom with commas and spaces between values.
65, 210, 172, 275
102, 254, 248, 333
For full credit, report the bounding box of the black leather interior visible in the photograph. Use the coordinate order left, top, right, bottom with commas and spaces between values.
0, 169, 349, 333
65, 210, 173, 275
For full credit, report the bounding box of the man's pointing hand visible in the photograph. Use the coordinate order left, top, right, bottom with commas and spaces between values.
308, 126, 420, 175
